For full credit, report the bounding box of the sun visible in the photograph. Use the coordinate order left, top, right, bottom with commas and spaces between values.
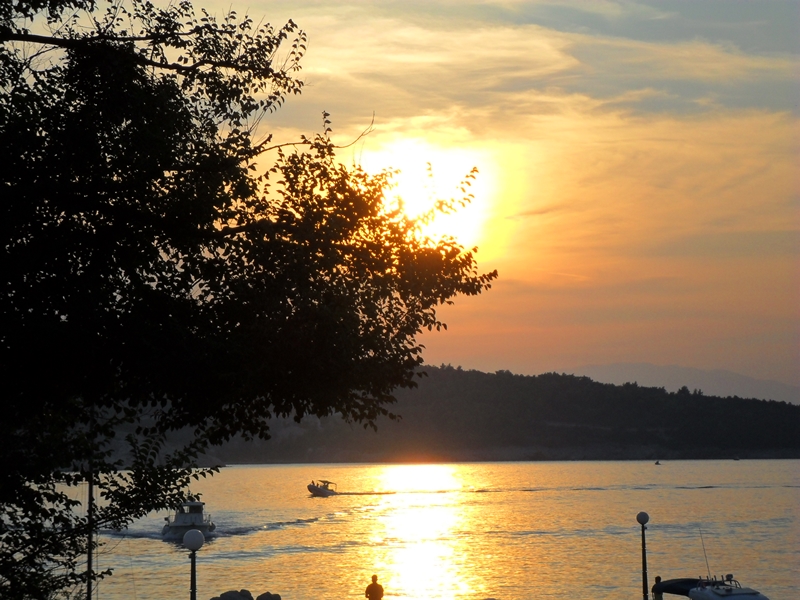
358, 138, 493, 248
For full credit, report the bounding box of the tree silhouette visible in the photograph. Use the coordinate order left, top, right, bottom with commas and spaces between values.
0, 1, 496, 596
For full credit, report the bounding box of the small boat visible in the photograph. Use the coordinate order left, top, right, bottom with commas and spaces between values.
307, 480, 338, 497
653, 575, 769, 599
689, 575, 769, 599
162, 501, 216, 538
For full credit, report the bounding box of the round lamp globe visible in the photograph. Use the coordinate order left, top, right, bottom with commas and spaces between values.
183, 529, 205, 551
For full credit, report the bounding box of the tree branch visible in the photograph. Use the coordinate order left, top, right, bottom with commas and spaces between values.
334, 113, 376, 149
216, 219, 277, 238
1, 30, 250, 74
1, 26, 211, 47
247, 116, 374, 160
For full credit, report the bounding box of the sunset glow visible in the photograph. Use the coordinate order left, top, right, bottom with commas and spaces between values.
8, 1, 799, 599
359, 138, 495, 249
245, 0, 797, 388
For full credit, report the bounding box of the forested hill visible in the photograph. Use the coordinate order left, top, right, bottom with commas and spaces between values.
216, 366, 800, 463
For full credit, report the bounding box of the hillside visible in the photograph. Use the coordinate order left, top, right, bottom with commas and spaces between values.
213, 366, 800, 464
570, 362, 800, 404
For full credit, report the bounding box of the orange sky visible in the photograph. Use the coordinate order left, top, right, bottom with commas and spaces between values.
212, 0, 799, 386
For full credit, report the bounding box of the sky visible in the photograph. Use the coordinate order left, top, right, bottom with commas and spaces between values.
211, 0, 799, 386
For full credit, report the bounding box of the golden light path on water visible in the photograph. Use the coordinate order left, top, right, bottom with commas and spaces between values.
91, 461, 798, 600
373, 465, 470, 599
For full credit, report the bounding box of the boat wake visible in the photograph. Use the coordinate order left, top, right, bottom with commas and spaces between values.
331, 491, 396, 496
102, 529, 165, 540
103, 516, 325, 540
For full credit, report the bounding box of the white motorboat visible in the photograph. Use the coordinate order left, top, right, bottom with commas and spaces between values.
307, 480, 337, 497
652, 575, 769, 599
688, 575, 769, 599
162, 501, 216, 538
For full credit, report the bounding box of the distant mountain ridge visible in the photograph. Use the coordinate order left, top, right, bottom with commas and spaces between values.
570, 363, 799, 405
214, 366, 800, 464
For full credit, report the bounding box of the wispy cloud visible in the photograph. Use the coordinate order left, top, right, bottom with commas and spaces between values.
235, 0, 799, 385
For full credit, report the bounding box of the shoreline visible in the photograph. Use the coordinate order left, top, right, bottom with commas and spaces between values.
200, 448, 800, 467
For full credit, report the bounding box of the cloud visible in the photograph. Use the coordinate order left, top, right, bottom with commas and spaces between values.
244, 0, 799, 151
271, 2, 798, 132
510, 204, 566, 219
641, 230, 799, 259
233, 0, 799, 385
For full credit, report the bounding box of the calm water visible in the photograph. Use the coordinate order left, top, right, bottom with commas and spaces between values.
93, 460, 798, 599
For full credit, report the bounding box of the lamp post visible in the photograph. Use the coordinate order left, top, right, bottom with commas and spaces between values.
636, 511, 649, 600
183, 529, 205, 600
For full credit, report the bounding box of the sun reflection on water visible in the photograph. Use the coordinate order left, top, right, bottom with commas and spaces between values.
372, 465, 471, 599
92, 461, 798, 600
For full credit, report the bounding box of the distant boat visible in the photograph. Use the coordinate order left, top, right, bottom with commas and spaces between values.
308, 480, 338, 497
162, 501, 216, 538
653, 575, 769, 599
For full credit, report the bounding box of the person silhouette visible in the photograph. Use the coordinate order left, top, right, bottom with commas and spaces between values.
365, 574, 384, 600
652, 575, 663, 600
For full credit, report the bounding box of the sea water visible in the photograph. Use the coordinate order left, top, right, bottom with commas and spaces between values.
93, 460, 798, 599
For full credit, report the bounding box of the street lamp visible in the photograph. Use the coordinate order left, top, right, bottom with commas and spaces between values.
183, 529, 205, 600
636, 511, 649, 600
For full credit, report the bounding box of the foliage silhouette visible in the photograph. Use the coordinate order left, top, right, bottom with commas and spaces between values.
0, 1, 496, 597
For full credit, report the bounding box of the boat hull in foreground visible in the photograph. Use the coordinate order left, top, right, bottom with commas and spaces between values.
654, 576, 769, 600
689, 584, 768, 600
